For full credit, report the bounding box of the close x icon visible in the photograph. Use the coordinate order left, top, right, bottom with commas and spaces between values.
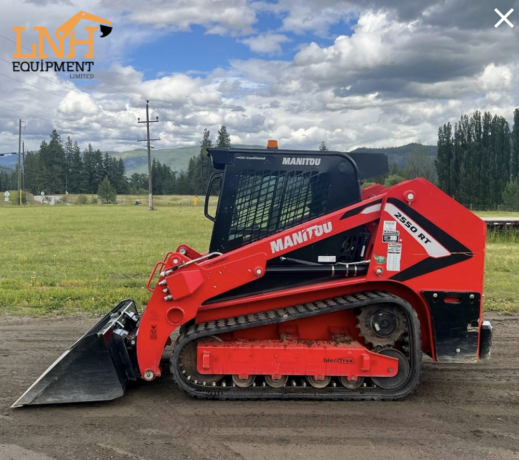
495, 8, 514, 28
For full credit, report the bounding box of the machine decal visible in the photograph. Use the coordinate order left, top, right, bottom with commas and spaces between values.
341, 199, 382, 220
318, 255, 336, 263
384, 203, 449, 258
382, 220, 399, 243
235, 155, 266, 161
361, 204, 382, 214
382, 231, 399, 243
282, 157, 321, 166
387, 198, 473, 282
270, 222, 332, 254
373, 254, 386, 264
386, 243, 402, 271
383, 220, 396, 231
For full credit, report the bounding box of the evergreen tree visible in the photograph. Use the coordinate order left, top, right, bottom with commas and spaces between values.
502, 180, 519, 211
38, 130, 66, 193
471, 111, 483, 209
194, 128, 214, 194
176, 171, 191, 195
130, 173, 148, 194
216, 126, 231, 148
435, 122, 453, 194
151, 158, 163, 194
319, 141, 328, 151
116, 158, 128, 193
93, 149, 104, 190
512, 109, 519, 181
64, 136, 73, 192
97, 176, 117, 204
481, 112, 493, 209
103, 152, 112, 183
0, 169, 14, 191
24, 151, 39, 194
69, 142, 83, 193
436, 110, 514, 210
405, 143, 436, 183
82, 144, 96, 193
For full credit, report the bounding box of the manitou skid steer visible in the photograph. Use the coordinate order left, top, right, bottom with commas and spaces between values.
13, 145, 493, 406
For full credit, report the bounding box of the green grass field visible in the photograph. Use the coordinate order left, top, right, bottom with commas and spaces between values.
0, 205, 213, 315
0, 204, 517, 315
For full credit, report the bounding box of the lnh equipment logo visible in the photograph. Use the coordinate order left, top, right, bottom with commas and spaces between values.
12, 11, 112, 79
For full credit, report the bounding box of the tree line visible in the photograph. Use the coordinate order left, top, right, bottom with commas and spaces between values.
0, 126, 232, 197
4, 112, 519, 210
17, 130, 128, 195
133, 126, 230, 195
436, 109, 519, 210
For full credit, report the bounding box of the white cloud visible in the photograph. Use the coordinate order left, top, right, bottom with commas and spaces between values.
240, 33, 291, 55
1, 1, 519, 160
110, 0, 257, 36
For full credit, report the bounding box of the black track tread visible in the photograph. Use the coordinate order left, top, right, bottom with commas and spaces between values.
170, 290, 422, 401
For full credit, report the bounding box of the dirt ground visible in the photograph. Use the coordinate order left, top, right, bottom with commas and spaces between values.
0, 313, 518, 460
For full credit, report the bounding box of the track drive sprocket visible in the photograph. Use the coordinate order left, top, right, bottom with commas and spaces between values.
356, 305, 407, 347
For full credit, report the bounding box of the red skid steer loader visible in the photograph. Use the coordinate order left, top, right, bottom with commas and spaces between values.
13, 144, 492, 406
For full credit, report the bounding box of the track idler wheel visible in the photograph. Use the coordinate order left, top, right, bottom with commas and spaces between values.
339, 377, 364, 389
232, 375, 255, 388
265, 375, 288, 388
371, 348, 410, 390
306, 376, 331, 388
178, 337, 223, 386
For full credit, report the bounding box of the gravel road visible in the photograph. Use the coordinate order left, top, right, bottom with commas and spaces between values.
0, 313, 518, 460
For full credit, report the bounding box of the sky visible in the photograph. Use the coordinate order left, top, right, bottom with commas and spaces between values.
0, 0, 518, 154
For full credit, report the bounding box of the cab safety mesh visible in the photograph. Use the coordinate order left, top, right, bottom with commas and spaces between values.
227, 169, 330, 247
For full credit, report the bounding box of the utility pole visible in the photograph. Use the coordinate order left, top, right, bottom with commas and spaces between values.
18, 119, 22, 205
22, 141, 25, 200
138, 100, 160, 211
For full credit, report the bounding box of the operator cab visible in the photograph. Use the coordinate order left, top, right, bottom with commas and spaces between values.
205, 143, 388, 254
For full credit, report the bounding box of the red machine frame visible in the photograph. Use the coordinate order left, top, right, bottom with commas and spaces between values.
137, 178, 486, 381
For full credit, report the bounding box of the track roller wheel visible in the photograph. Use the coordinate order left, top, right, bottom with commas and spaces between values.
306, 376, 331, 388
371, 349, 410, 390
265, 375, 288, 388
339, 377, 364, 389
232, 375, 255, 388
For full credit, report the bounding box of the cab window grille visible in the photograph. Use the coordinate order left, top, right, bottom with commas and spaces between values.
228, 169, 329, 247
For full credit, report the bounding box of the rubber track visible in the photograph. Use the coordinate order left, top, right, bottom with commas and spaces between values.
170, 291, 422, 400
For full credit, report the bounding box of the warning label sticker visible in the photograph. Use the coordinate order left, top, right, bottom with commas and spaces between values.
382, 231, 399, 243
387, 243, 402, 272
382, 220, 399, 243
383, 220, 397, 231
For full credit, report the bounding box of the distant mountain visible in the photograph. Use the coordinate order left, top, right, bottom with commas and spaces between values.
0, 156, 17, 170
350, 143, 437, 169
0, 142, 437, 176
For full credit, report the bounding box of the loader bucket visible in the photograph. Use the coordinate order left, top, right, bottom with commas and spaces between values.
12, 300, 140, 408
